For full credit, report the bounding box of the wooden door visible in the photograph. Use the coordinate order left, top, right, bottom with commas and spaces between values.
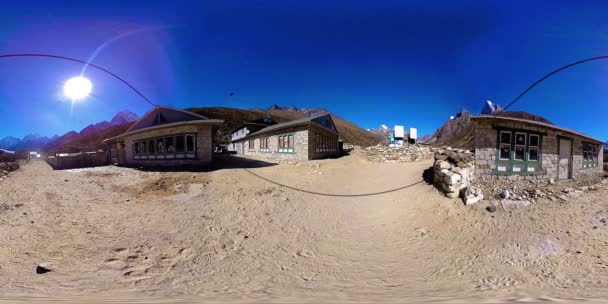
558, 138, 571, 180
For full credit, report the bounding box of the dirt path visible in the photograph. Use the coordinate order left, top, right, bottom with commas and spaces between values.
1, 155, 608, 302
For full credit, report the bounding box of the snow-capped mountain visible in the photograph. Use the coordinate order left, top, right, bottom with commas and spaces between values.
480, 100, 504, 115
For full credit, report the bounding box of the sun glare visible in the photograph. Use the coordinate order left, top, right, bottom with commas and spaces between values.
63, 76, 92, 101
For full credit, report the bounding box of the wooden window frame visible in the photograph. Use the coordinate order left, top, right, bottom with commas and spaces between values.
278, 133, 295, 153
133, 133, 197, 160
582, 142, 599, 169
494, 129, 543, 175
260, 137, 270, 152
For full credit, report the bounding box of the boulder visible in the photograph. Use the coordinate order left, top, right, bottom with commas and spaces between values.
435, 160, 451, 170
443, 171, 462, 185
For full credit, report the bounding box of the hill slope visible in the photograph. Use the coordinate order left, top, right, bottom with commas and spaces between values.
425, 109, 553, 150
187, 107, 384, 147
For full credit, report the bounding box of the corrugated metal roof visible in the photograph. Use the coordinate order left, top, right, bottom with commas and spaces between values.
471, 115, 604, 143
244, 113, 335, 139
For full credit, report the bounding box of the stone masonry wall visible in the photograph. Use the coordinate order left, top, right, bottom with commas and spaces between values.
432, 148, 476, 198
362, 144, 434, 163
242, 127, 310, 162
474, 120, 603, 182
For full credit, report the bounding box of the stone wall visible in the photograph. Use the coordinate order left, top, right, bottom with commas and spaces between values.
474, 119, 603, 182
361, 144, 434, 163
432, 148, 476, 199
242, 127, 310, 162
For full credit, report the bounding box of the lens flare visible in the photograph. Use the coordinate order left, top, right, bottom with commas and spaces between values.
63, 76, 92, 101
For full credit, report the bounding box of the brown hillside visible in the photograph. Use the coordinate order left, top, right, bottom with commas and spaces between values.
44, 123, 135, 153
187, 107, 384, 147
426, 109, 553, 150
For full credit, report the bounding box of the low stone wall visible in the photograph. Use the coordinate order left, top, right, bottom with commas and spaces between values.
432, 148, 478, 203
361, 144, 434, 163
0, 162, 19, 181
45, 152, 109, 170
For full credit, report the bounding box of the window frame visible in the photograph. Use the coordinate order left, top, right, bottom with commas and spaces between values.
494, 129, 543, 175
582, 141, 599, 169
132, 133, 197, 160
260, 137, 270, 152
277, 133, 295, 153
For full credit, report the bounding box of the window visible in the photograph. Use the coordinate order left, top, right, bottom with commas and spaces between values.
176, 135, 185, 152
495, 129, 542, 174
132, 134, 197, 160
529, 134, 539, 161
499, 131, 511, 160
186, 135, 195, 153
514, 132, 526, 160
248, 140, 255, 150
582, 142, 599, 168
165, 137, 175, 153
134, 142, 140, 155
315, 134, 337, 153
260, 137, 270, 151
278, 134, 294, 153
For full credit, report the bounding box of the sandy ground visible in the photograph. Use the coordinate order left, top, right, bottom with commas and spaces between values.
1, 153, 608, 303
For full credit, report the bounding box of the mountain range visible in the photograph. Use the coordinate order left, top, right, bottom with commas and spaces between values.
0, 134, 59, 152
0, 110, 140, 153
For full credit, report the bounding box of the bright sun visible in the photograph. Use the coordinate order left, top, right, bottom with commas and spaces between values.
63, 76, 92, 101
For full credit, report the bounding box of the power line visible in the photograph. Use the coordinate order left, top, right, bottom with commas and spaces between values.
495, 55, 608, 116
0, 53, 157, 107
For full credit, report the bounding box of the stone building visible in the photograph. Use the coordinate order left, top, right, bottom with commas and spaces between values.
472, 115, 604, 181
228, 116, 276, 154
235, 114, 340, 162
105, 106, 223, 167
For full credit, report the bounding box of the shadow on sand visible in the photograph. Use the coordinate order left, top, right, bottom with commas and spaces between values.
134, 154, 277, 173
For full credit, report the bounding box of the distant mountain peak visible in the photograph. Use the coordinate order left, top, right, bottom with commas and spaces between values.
110, 110, 139, 126
480, 100, 504, 115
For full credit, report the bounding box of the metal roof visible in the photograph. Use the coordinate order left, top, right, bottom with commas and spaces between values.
471, 115, 604, 143
243, 113, 337, 139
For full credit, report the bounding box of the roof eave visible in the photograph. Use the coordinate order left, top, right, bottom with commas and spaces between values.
104, 119, 224, 143
471, 115, 603, 144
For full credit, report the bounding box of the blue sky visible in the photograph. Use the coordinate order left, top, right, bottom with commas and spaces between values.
0, 0, 606, 140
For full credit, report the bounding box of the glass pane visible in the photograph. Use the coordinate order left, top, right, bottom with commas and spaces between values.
142, 141, 147, 154
515, 133, 526, 145
186, 135, 194, 152
176, 136, 185, 152
499, 146, 510, 160
157, 139, 165, 153
134, 143, 139, 155
500, 132, 511, 144
529, 148, 538, 161
529, 135, 539, 147
515, 146, 525, 160
166, 137, 174, 153
148, 140, 155, 154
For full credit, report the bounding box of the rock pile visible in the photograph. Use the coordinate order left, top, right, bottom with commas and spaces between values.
0, 162, 19, 181
432, 148, 476, 201
361, 144, 434, 163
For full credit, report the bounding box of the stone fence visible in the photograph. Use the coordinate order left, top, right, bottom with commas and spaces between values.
361, 144, 434, 163
432, 148, 482, 204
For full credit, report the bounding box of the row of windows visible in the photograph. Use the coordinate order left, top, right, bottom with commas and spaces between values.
245, 133, 339, 154
497, 130, 541, 173
583, 142, 599, 168
499, 131, 540, 162
496, 130, 602, 174
315, 134, 337, 152
133, 134, 196, 160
